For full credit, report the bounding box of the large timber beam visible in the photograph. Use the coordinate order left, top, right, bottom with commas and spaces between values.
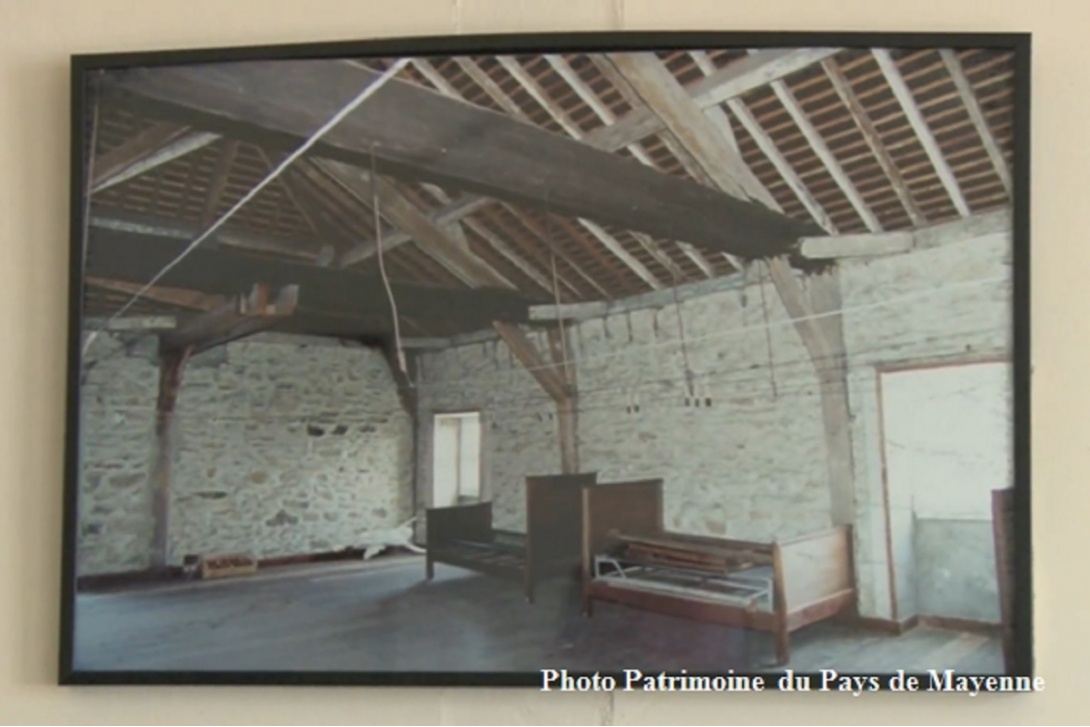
92, 125, 220, 194
799, 209, 1011, 259
765, 257, 854, 526
159, 283, 299, 355
149, 346, 190, 572
311, 160, 514, 289
100, 59, 816, 257
85, 225, 533, 329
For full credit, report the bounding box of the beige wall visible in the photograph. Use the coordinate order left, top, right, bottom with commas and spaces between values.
0, 0, 1082, 723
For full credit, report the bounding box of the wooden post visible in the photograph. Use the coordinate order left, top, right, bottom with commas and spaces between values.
149, 344, 191, 572
767, 258, 856, 526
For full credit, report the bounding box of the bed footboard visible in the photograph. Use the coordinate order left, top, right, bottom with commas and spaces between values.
424, 501, 493, 580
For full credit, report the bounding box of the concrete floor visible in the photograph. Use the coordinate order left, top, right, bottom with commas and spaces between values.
73, 555, 1002, 675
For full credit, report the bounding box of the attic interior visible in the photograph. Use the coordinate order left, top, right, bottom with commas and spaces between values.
72, 44, 1019, 675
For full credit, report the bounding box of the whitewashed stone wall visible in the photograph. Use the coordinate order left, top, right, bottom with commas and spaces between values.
416, 224, 1012, 625
417, 273, 830, 540
78, 336, 412, 576
842, 228, 1012, 620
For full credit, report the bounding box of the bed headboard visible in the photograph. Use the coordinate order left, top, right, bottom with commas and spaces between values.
525, 472, 598, 567
581, 478, 664, 578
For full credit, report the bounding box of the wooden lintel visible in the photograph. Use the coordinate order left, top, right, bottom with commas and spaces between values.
149, 346, 191, 572
800, 209, 1011, 260
801, 232, 915, 260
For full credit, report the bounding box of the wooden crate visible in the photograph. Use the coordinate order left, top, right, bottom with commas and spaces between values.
198, 552, 258, 580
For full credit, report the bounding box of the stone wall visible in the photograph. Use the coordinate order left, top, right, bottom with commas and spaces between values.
417, 270, 830, 540
842, 227, 1011, 620
77, 336, 412, 576
416, 222, 1013, 624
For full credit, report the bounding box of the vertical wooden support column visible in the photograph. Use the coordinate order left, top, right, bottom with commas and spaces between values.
149, 344, 191, 572
493, 321, 578, 473
767, 257, 856, 526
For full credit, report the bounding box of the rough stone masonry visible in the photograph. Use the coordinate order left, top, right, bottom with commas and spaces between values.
77, 337, 413, 576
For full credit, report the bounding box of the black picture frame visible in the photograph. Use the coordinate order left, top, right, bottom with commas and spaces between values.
60, 29, 1032, 689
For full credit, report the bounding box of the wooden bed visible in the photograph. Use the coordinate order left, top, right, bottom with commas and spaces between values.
581, 478, 857, 666
425, 472, 597, 603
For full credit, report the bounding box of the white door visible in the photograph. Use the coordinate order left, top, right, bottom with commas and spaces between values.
432, 412, 482, 507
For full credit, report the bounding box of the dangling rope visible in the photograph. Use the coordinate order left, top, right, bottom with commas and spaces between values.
546, 195, 571, 382
371, 145, 408, 381
671, 266, 695, 402
758, 259, 779, 398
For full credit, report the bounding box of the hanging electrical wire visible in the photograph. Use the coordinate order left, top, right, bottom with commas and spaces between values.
545, 194, 571, 383
670, 267, 696, 403
81, 57, 412, 359
371, 144, 409, 381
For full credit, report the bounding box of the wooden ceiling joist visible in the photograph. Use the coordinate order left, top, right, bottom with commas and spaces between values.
938, 49, 1013, 198
101, 59, 815, 257
92, 125, 220, 194
313, 160, 515, 290
872, 49, 972, 218
820, 57, 927, 228
769, 79, 883, 232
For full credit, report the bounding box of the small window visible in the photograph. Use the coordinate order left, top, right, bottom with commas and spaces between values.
432, 412, 482, 507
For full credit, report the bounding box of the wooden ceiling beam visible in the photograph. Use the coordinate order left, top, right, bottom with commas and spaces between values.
801, 207, 1009, 259
102, 59, 814, 257
687, 51, 785, 213
610, 50, 837, 246
415, 182, 572, 299
492, 321, 570, 403
872, 49, 972, 218
769, 79, 883, 233
85, 275, 226, 312
89, 213, 326, 262
312, 159, 514, 289
160, 283, 299, 355
542, 54, 718, 280
584, 48, 841, 153
338, 194, 491, 267
939, 49, 1013, 198
426, 56, 665, 294
199, 139, 240, 226
821, 57, 927, 228
725, 95, 838, 233
85, 225, 533, 329
91, 125, 220, 194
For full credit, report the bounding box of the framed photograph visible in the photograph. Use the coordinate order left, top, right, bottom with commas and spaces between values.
61, 30, 1032, 690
